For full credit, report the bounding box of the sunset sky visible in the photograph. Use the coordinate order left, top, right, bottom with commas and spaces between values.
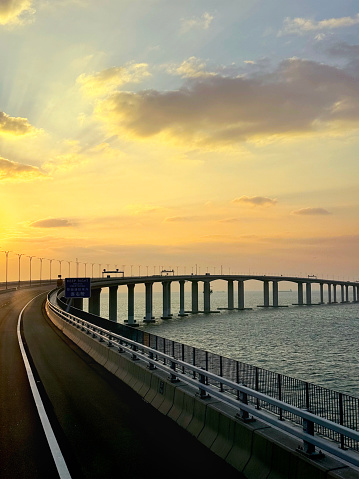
0, 0, 358, 281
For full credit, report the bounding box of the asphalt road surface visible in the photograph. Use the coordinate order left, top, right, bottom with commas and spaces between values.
0, 287, 244, 479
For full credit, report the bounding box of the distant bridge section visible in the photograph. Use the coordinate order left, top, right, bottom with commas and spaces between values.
61, 274, 359, 326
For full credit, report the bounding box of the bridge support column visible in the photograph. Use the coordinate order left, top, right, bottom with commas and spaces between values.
333, 284, 337, 303
73, 297, 83, 310
296, 282, 304, 305
127, 284, 138, 326
178, 280, 187, 316
227, 280, 234, 310
191, 281, 199, 314
203, 281, 211, 313
263, 280, 270, 307
272, 281, 279, 307
144, 282, 155, 322
167, 281, 172, 317
328, 284, 332, 304
345, 285, 349, 302
161, 281, 171, 319
109, 285, 118, 322
353, 286, 357, 303
89, 288, 101, 315
319, 283, 324, 304
238, 280, 245, 310
306, 283, 312, 305
341, 285, 345, 303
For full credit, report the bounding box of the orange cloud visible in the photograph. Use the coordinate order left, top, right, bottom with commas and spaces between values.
291, 207, 331, 216
0, 156, 46, 181
0, 0, 34, 25
0, 111, 38, 136
96, 58, 359, 147
233, 196, 277, 206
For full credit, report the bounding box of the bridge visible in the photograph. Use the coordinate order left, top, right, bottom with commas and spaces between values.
66, 274, 359, 326
1, 275, 359, 479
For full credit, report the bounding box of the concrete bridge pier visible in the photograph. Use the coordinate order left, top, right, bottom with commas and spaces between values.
109, 285, 118, 322
227, 280, 234, 310
353, 285, 357, 303
89, 288, 101, 315
327, 283, 332, 304
144, 282, 155, 323
258, 280, 270, 307
333, 284, 337, 303
178, 280, 188, 316
237, 280, 246, 310
272, 280, 279, 307
319, 283, 324, 304
191, 281, 199, 314
203, 281, 211, 313
294, 282, 304, 306
340, 285, 345, 303
306, 282, 312, 305
127, 284, 138, 326
345, 284, 349, 302
161, 281, 172, 319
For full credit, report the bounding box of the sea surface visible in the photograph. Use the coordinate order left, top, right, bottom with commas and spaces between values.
86, 287, 359, 397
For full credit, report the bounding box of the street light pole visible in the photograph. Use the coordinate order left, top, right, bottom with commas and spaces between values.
39, 258, 44, 285
49, 259, 54, 284
1, 251, 11, 289
67, 261, 71, 278
16, 253, 24, 289
58, 259, 64, 277
27, 256, 35, 287
91, 263, 95, 279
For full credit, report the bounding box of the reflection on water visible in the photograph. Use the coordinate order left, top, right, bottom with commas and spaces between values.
88, 289, 359, 397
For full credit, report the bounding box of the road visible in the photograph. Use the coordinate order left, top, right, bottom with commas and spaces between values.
0, 287, 244, 478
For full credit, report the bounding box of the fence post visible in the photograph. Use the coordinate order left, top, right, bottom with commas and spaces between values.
339, 393, 347, 450
278, 373, 283, 421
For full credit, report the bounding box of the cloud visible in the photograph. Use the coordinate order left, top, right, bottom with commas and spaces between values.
166, 56, 216, 79
232, 196, 277, 206
95, 58, 359, 147
180, 12, 213, 33
0, 0, 34, 25
280, 14, 359, 36
0, 156, 46, 181
291, 207, 331, 216
164, 215, 200, 222
0, 111, 38, 136
77, 63, 151, 97
30, 218, 75, 228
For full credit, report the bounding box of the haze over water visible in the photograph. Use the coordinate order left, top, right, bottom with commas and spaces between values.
94, 288, 359, 398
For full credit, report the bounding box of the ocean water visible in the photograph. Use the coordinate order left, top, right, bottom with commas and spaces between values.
85, 286, 359, 397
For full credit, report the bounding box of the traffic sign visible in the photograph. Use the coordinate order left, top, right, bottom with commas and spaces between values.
65, 278, 91, 298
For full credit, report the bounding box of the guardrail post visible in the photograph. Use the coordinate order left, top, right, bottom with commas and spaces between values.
297, 410, 324, 458
237, 388, 255, 422
131, 344, 139, 361
198, 370, 210, 399
169, 361, 180, 383
148, 351, 156, 370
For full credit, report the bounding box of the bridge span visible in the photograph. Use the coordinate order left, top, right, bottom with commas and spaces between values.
65, 274, 359, 326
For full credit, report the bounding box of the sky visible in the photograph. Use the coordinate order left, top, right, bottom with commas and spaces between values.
0, 0, 358, 282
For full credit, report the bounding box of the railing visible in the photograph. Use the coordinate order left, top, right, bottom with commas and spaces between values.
47, 294, 359, 468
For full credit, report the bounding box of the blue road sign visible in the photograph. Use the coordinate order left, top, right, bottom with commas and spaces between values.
65, 278, 91, 298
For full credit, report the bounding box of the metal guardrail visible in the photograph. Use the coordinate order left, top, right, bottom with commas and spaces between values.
47, 294, 359, 468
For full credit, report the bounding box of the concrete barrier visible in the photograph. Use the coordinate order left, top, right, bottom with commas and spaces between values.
45, 305, 359, 479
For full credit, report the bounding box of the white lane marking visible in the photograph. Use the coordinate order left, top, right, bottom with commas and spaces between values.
17, 292, 72, 479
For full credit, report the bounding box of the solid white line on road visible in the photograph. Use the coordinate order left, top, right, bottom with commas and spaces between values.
17, 292, 72, 479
